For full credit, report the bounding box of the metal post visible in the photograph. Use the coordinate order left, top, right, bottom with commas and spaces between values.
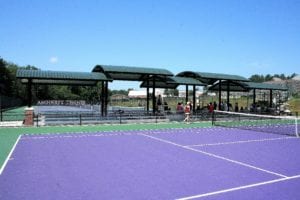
253, 89, 256, 105
105, 81, 108, 116
28, 79, 32, 107
152, 76, 156, 115
146, 78, 149, 113
193, 85, 196, 113
185, 85, 188, 103
227, 81, 230, 111
36, 114, 39, 127
218, 80, 222, 110
101, 81, 105, 117
270, 90, 273, 108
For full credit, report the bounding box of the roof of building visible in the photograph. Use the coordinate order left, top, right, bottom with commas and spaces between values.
16, 69, 111, 85
177, 71, 249, 85
92, 65, 173, 81
208, 80, 288, 91
140, 76, 206, 89
245, 82, 288, 90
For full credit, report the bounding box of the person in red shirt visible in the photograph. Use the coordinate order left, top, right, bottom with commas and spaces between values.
209, 102, 214, 113
184, 102, 191, 123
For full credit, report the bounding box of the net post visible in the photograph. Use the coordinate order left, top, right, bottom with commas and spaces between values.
295, 118, 299, 138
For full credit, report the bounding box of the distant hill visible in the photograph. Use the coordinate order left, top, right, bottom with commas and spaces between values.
265, 75, 300, 95
292, 75, 300, 81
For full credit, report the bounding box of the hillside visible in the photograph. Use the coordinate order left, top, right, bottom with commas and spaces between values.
265, 77, 300, 95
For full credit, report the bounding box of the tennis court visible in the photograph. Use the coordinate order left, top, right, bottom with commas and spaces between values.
1, 116, 300, 200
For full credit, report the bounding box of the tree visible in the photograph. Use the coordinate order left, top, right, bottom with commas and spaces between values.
249, 74, 265, 82
265, 74, 273, 81
0, 58, 11, 94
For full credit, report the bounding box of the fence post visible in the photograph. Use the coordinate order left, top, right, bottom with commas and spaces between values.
79, 114, 82, 126
36, 114, 39, 127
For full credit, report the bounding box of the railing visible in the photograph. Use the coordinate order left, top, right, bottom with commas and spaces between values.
0, 109, 235, 127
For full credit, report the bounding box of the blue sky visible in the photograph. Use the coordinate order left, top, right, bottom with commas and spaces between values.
1, 0, 300, 89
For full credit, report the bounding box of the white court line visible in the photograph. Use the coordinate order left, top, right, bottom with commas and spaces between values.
176, 174, 300, 200
0, 135, 22, 175
21, 133, 127, 140
186, 136, 295, 147
140, 133, 288, 178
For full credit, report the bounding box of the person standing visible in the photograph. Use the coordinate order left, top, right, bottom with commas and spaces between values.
213, 101, 217, 110
235, 102, 239, 112
184, 102, 191, 123
209, 102, 214, 113
157, 94, 162, 112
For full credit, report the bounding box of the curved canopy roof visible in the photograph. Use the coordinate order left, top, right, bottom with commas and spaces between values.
245, 82, 287, 91
177, 71, 249, 85
92, 65, 173, 81
16, 69, 111, 86
140, 76, 206, 89
208, 80, 249, 92
209, 80, 288, 91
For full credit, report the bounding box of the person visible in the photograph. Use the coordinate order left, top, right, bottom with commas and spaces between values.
213, 101, 217, 110
240, 106, 244, 112
196, 103, 201, 111
156, 94, 162, 112
176, 102, 184, 113
208, 102, 214, 113
164, 101, 170, 111
223, 102, 228, 111
228, 103, 233, 111
220, 101, 224, 111
184, 102, 191, 123
234, 102, 239, 112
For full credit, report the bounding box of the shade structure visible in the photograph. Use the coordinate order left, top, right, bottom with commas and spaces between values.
140, 76, 206, 89
92, 65, 173, 81
177, 71, 249, 85
17, 69, 111, 85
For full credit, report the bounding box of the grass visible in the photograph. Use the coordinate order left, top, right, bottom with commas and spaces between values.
288, 97, 300, 114
0, 121, 211, 172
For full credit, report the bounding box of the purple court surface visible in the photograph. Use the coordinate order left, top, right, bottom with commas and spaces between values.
1, 127, 300, 199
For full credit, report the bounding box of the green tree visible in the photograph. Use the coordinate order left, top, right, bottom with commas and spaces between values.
249, 74, 265, 82
0, 58, 12, 95
265, 74, 273, 81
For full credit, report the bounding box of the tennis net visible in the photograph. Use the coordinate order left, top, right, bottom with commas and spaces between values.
212, 110, 299, 137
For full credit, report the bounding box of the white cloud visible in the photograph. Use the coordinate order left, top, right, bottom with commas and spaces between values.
49, 56, 58, 63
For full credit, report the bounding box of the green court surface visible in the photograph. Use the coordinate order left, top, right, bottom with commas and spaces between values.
0, 122, 211, 170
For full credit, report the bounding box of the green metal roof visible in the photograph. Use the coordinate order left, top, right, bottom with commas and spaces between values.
140, 76, 206, 89
208, 80, 287, 92
245, 82, 287, 91
92, 65, 173, 81
208, 80, 249, 92
170, 77, 206, 86
16, 69, 111, 85
177, 71, 249, 84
